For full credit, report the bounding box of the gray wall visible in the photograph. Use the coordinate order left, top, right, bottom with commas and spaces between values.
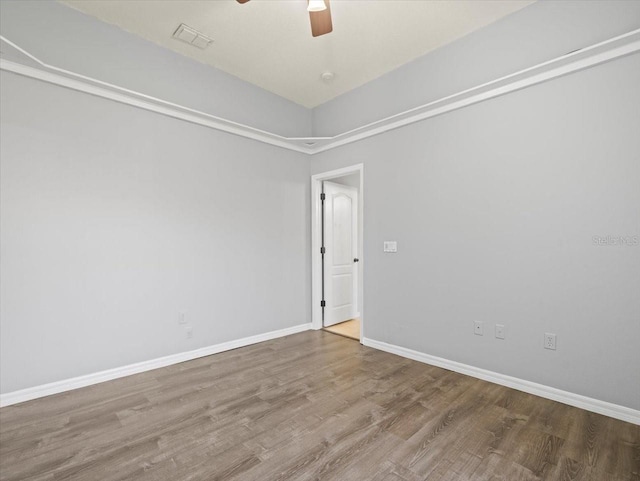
1, 0, 638, 414
312, 0, 640, 136
0, 71, 310, 394
311, 52, 640, 410
0, 0, 312, 138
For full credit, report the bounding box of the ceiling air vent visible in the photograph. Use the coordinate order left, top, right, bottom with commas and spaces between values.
172, 24, 213, 50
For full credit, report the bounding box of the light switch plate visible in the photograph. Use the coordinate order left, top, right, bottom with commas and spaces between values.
383, 241, 398, 253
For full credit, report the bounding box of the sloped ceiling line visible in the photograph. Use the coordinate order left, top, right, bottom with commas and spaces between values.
59, 0, 536, 108
1, 29, 639, 156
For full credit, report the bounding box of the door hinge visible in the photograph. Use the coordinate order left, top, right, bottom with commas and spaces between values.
320, 246, 325, 255
320, 193, 326, 201
320, 300, 326, 307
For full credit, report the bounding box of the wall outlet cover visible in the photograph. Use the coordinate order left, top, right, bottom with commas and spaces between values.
544, 332, 557, 350
495, 324, 505, 340
474, 321, 484, 336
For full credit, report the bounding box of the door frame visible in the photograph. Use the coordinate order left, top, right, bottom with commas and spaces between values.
311, 163, 364, 342
323, 181, 359, 328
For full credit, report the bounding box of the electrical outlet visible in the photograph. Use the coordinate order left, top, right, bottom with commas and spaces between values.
186, 326, 193, 339
178, 312, 187, 324
544, 332, 556, 350
474, 321, 484, 336
495, 324, 505, 340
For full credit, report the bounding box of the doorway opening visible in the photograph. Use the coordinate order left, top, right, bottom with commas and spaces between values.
311, 164, 363, 342
324, 319, 360, 341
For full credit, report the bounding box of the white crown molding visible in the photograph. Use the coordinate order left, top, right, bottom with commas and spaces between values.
314, 28, 640, 154
363, 337, 640, 426
0, 323, 312, 408
1, 29, 639, 155
0, 36, 312, 154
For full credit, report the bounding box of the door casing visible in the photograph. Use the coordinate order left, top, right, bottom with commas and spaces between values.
311, 164, 364, 341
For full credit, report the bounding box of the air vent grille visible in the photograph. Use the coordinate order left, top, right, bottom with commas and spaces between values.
172, 24, 213, 50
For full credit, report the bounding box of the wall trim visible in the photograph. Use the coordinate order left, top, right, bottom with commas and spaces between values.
0, 44, 311, 155
363, 337, 640, 426
0, 323, 312, 408
2, 29, 640, 155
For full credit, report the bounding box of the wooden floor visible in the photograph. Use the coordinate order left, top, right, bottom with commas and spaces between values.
324, 318, 360, 340
0, 331, 638, 481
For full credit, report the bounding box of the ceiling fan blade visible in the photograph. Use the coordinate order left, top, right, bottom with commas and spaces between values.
309, 0, 333, 37
236, 0, 250, 3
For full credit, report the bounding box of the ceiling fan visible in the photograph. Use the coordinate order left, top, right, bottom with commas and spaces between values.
236, 0, 333, 37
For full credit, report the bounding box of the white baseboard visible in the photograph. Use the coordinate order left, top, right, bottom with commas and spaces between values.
0, 323, 312, 408
362, 337, 640, 426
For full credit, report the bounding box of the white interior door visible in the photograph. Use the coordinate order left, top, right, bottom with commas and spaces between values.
323, 181, 358, 327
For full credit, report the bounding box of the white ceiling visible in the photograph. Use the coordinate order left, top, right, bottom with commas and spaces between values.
60, 0, 535, 108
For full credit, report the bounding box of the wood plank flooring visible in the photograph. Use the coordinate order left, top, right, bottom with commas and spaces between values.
0, 330, 638, 481
323, 319, 360, 340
